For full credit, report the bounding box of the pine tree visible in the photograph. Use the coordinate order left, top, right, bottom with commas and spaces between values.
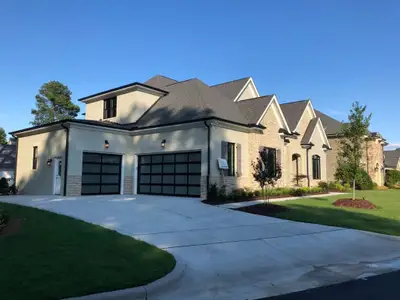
31, 81, 80, 126
336, 101, 371, 200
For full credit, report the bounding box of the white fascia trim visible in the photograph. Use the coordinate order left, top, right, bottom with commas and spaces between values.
293, 100, 316, 133
233, 77, 260, 102
309, 118, 331, 148
256, 95, 291, 133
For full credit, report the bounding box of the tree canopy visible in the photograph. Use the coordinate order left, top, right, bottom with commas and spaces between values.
31, 81, 80, 126
0, 127, 7, 145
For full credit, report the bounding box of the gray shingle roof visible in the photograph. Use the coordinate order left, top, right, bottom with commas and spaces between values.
144, 75, 178, 89
314, 110, 345, 135
384, 150, 400, 169
0, 144, 16, 170
211, 77, 250, 100
280, 100, 309, 131
135, 78, 249, 127
301, 118, 319, 145
236, 95, 274, 124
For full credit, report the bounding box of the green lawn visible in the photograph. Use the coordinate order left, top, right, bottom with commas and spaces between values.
0, 202, 176, 300
270, 190, 400, 236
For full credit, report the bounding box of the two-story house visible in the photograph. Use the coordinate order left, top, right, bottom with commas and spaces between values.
11, 75, 331, 197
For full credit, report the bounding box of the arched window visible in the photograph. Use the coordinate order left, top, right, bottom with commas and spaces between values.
312, 155, 321, 180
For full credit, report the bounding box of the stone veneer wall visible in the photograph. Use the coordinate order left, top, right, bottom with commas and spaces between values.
66, 175, 81, 196
123, 176, 133, 194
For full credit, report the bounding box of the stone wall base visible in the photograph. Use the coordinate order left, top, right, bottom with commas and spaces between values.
123, 176, 133, 194
66, 175, 82, 196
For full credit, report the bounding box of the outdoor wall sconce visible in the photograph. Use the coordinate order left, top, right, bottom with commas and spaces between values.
104, 140, 109, 149
161, 139, 166, 148
47, 158, 52, 166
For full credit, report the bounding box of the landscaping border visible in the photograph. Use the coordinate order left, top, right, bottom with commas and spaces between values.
218, 192, 346, 209
64, 258, 186, 300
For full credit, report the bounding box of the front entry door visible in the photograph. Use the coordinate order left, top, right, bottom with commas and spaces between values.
53, 158, 62, 195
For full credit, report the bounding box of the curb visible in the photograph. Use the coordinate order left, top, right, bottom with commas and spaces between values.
64, 259, 186, 300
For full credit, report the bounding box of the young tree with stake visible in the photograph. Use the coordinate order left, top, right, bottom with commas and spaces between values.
335, 101, 371, 200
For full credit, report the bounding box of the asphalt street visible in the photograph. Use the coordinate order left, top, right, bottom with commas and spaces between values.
258, 271, 400, 300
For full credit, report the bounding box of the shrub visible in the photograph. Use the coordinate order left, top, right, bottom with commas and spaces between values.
386, 170, 400, 188
318, 181, 328, 190
355, 169, 374, 190
9, 184, 18, 195
335, 165, 374, 190
0, 205, 8, 230
0, 177, 9, 195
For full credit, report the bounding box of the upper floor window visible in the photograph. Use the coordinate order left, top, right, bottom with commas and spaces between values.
312, 155, 321, 179
32, 146, 38, 170
103, 97, 117, 119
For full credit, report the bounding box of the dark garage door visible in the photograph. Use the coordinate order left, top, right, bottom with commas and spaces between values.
81, 152, 122, 195
138, 151, 201, 197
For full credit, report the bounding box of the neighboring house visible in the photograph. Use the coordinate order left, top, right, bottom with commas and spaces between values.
384, 149, 400, 171
316, 110, 387, 186
11, 75, 331, 198
0, 142, 17, 185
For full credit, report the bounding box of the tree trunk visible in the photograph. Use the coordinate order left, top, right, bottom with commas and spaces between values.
352, 179, 356, 201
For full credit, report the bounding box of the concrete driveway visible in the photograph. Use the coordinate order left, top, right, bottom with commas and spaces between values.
2, 194, 400, 300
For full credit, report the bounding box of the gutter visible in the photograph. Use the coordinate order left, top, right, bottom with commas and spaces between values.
204, 120, 211, 195
61, 122, 70, 196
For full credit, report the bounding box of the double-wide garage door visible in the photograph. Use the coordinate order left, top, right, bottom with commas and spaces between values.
138, 151, 201, 197
81, 153, 122, 195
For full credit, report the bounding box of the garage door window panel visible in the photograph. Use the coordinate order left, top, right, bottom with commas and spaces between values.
81, 153, 121, 195
138, 152, 201, 197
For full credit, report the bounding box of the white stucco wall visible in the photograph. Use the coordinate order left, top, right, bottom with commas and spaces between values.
16, 128, 66, 194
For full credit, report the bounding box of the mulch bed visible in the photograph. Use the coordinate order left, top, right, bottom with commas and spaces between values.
0, 218, 21, 237
235, 203, 289, 217
203, 191, 327, 205
333, 198, 377, 210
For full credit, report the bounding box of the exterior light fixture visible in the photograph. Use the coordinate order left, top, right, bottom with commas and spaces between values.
161, 139, 166, 148
104, 140, 109, 149
47, 158, 52, 166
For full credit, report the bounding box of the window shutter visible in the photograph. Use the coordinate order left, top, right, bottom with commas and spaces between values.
276, 149, 281, 165
221, 141, 228, 176
236, 143, 242, 177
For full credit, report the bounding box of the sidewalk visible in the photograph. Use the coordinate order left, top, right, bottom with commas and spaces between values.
217, 192, 345, 209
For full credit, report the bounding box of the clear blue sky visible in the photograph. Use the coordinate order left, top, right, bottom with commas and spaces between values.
1, 0, 399, 148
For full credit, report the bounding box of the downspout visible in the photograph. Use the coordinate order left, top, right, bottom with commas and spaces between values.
306, 147, 310, 187
11, 133, 18, 188
366, 139, 369, 174
204, 120, 211, 195
305, 143, 314, 188
61, 123, 69, 196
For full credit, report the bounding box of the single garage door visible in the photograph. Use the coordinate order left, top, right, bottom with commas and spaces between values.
138, 151, 201, 197
81, 152, 122, 195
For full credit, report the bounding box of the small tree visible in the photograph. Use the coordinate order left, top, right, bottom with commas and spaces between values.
31, 81, 80, 126
335, 101, 371, 200
0, 127, 7, 145
252, 149, 282, 203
